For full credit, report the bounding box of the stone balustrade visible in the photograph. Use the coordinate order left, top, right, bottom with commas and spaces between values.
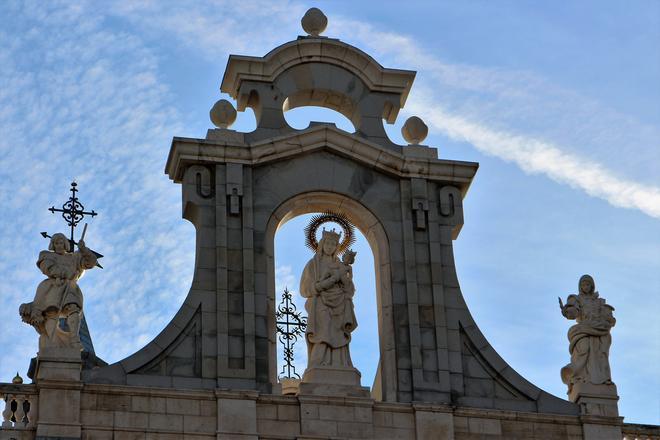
622, 423, 660, 440
1, 383, 37, 439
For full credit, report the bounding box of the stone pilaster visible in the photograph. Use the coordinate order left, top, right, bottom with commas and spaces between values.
216, 389, 259, 440
413, 404, 454, 440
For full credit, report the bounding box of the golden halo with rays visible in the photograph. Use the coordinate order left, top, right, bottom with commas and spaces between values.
304, 211, 356, 255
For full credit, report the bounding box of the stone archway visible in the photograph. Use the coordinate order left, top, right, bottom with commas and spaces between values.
265, 191, 396, 401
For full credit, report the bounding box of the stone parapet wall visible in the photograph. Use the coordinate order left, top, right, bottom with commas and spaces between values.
5, 382, 657, 439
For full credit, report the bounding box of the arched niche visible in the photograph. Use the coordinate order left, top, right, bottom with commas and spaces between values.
264, 191, 396, 402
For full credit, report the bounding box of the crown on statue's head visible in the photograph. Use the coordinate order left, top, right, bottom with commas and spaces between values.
321, 228, 341, 242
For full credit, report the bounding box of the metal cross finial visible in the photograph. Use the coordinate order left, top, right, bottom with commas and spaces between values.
276, 287, 307, 379
48, 181, 97, 249
42, 181, 104, 268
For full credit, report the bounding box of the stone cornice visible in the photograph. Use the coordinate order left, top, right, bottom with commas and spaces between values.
221, 37, 416, 107
165, 125, 478, 195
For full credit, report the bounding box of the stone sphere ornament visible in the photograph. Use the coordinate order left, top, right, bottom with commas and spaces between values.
301, 7, 327, 37
210, 99, 237, 129
401, 116, 429, 145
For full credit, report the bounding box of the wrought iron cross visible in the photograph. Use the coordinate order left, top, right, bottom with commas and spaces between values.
48, 181, 97, 249
43, 181, 103, 267
276, 287, 307, 379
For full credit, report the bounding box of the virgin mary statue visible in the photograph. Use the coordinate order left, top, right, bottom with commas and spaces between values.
299, 229, 357, 371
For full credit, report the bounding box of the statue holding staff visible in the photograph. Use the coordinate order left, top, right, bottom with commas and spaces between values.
20, 225, 97, 351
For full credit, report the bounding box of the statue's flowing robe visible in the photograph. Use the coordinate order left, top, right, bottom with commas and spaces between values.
561, 293, 615, 387
32, 248, 97, 315
300, 254, 357, 367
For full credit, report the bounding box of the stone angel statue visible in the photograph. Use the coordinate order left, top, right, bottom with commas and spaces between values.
20, 232, 97, 351
558, 274, 616, 394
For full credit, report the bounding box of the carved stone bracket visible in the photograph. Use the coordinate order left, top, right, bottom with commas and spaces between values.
226, 163, 243, 215
185, 165, 213, 200
411, 178, 429, 230
439, 185, 464, 239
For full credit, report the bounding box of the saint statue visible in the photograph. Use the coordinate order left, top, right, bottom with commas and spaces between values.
20, 233, 97, 351
559, 274, 616, 394
300, 229, 357, 370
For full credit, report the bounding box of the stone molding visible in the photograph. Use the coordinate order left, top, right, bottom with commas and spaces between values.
166, 125, 478, 192
5, 382, 647, 439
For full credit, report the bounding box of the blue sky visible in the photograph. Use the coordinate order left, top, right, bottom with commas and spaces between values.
0, 0, 658, 424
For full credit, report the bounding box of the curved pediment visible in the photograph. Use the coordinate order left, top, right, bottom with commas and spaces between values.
221, 37, 416, 110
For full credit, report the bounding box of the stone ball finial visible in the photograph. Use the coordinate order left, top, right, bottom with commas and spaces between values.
210, 99, 237, 129
12, 372, 23, 384
301, 8, 327, 37
401, 116, 428, 145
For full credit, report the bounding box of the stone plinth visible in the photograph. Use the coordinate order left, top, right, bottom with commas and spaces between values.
299, 366, 370, 398
569, 382, 619, 417
36, 347, 82, 382
34, 348, 83, 439
568, 383, 622, 440
279, 378, 301, 396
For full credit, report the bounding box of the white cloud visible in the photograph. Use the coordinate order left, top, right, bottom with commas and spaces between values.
406, 94, 660, 218
103, 2, 660, 218
0, 0, 193, 378
331, 17, 660, 218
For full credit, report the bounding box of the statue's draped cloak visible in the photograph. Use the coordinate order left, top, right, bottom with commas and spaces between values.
300, 255, 357, 351
32, 249, 97, 313
562, 293, 615, 387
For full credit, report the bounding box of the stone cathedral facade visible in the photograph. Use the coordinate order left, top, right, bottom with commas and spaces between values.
2, 8, 658, 440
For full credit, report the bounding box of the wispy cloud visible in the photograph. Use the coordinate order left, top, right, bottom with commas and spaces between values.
331, 18, 660, 218
106, 1, 660, 218
407, 93, 660, 218
0, 0, 192, 379
108, 0, 304, 60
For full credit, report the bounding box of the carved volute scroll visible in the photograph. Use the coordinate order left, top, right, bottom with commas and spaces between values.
438, 185, 464, 239
186, 165, 213, 200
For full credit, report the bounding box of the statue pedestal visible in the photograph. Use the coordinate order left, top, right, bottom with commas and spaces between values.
299, 366, 370, 398
35, 347, 83, 439
568, 382, 622, 440
36, 347, 83, 382
569, 382, 619, 417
